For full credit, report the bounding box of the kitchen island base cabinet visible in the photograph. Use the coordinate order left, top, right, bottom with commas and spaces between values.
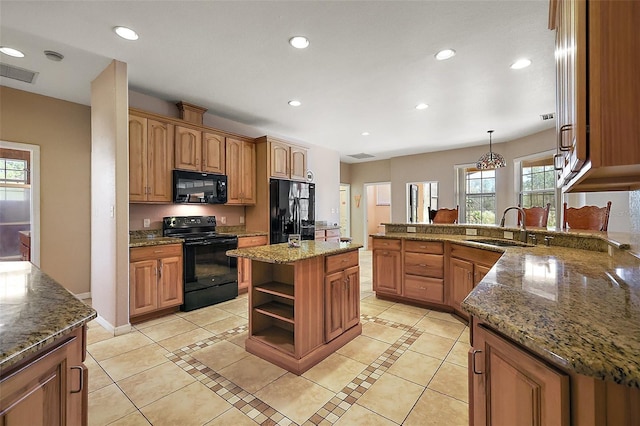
246, 251, 361, 375
0, 327, 88, 426
372, 238, 402, 296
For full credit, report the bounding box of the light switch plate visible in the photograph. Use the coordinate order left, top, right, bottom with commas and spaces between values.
407, 226, 416, 233
239, 216, 244, 224
504, 231, 514, 240
465, 228, 478, 236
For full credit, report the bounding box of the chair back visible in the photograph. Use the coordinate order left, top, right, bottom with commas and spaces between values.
562, 201, 612, 231
433, 206, 459, 224
518, 203, 551, 228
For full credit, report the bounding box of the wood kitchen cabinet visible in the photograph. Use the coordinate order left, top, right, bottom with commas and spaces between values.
469, 320, 570, 426
237, 235, 268, 292
226, 138, 256, 205
129, 114, 173, 203
315, 228, 341, 242
550, 0, 640, 192
174, 126, 226, 174
403, 240, 444, 304
0, 327, 87, 425
324, 251, 360, 342
372, 238, 402, 296
449, 244, 501, 319
129, 244, 183, 320
259, 137, 308, 181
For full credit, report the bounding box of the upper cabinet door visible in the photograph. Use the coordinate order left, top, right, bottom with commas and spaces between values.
129, 115, 148, 202
241, 140, 256, 204
174, 126, 201, 171
270, 140, 290, 179
202, 132, 225, 174
147, 120, 173, 202
290, 146, 307, 181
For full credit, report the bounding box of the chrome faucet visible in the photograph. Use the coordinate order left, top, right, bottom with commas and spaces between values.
500, 206, 528, 242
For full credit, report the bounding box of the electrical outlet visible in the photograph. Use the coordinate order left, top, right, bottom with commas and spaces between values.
143, 218, 150, 228
465, 228, 478, 236
220, 216, 227, 224
239, 216, 244, 224
407, 226, 417, 233
504, 231, 514, 240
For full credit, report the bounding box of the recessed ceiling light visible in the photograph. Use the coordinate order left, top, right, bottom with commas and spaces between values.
434, 49, 456, 60
288, 100, 301, 107
0, 46, 25, 58
361, 132, 370, 136
114, 26, 139, 41
289, 36, 310, 49
510, 58, 532, 69
415, 103, 429, 110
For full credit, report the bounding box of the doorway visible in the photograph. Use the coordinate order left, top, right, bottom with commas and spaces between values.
0, 141, 40, 266
364, 182, 391, 249
339, 184, 351, 238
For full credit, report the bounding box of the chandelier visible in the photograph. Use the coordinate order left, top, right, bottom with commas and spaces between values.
476, 130, 506, 169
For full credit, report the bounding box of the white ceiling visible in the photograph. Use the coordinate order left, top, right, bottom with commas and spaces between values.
0, 0, 556, 163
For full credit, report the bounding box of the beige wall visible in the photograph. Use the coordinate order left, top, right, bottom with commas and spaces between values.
0, 86, 91, 295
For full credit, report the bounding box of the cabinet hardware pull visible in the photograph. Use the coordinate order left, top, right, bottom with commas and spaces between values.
153, 250, 163, 253
559, 124, 572, 151
70, 366, 84, 393
553, 153, 563, 171
419, 263, 427, 267
158, 264, 162, 279
471, 349, 483, 374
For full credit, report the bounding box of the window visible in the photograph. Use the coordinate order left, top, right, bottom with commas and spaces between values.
461, 167, 496, 224
0, 158, 28, 184
520, 158, 557, 227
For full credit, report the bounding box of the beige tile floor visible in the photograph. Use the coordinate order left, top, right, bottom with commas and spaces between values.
85, 250, 469, 425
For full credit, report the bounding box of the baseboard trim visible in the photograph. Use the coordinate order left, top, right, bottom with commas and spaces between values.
95, 315, 132, 336
75, 292, 91, 300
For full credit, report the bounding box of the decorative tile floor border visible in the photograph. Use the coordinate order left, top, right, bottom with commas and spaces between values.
166, 316, 430, 425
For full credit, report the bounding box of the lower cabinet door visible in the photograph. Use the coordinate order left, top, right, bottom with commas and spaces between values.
238, 257, 251, 292
324, 271, 345, 342
343, 266, 360, 330
130, 259, 158, 316
372, 249, 402, 295
158, 256, 183, 309
471, 324, 570, 426
450, 257, 474, 314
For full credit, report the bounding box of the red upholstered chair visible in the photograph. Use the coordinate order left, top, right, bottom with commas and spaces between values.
432, 206, 459, 224
562, 201, 612, 231
518, 203, 551, 228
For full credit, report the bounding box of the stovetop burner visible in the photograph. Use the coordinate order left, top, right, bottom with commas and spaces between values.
162, 215, 232, 240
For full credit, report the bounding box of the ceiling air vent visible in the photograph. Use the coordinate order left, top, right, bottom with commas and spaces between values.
348, 153, 375, 159
0, 63, 39, 84
540, 112, 555, 121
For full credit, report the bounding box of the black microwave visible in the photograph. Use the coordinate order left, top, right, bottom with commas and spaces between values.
173, 170, 227, 204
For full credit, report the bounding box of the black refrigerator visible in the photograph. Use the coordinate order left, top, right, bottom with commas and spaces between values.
270, 179, 315, 243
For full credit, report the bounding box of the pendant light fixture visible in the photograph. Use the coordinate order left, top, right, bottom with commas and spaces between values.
476, 130, 506, 169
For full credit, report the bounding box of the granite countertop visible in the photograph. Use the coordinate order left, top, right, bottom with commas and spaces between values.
227, 231, 268, 238
0, 262, 97, 371
129, 236, 184, 248
371, 232, 640, 388
227, 240, 363, 263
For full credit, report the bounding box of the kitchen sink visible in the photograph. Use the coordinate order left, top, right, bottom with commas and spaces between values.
465, 238, 531, 247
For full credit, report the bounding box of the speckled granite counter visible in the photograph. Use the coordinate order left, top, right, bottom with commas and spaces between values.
227, 240, 363, 263
0, 262, 96, 370
228, 231, 268, 238
129, 236, 184, 248
372, 231, 640, 388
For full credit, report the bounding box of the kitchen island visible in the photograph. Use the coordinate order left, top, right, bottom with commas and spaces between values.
372, 223, 640, 424
0, 262, 96, 424
227, 240, 363, 374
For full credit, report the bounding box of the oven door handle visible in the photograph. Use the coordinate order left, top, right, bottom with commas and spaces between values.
185, 241, 213, 246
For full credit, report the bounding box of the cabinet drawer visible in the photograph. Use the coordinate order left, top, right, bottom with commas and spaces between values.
450, 243, 502, 266
326, 229, 341, 238
130, 244, 183, 261
404, 276, 444, 303
372, 238, 402, 250
326, 250, 359, 274
404, 240, 443, 254
404, 252, 444, 278
315, 230, 325, 240
238, 235, 268, 248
